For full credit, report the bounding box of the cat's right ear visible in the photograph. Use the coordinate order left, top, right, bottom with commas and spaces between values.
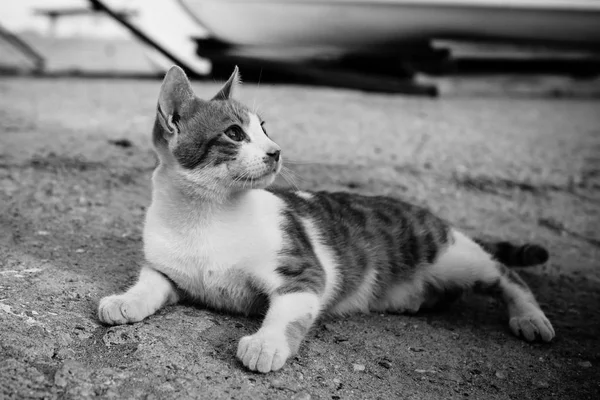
157, 66, 194, 136
211, 66, 240, 101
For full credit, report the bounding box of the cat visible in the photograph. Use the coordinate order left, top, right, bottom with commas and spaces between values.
98, 66, 555, 373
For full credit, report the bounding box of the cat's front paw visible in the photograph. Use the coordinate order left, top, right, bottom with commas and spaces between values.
98, 294, 150, 325
237, 329, 291, 373
509, 311, 555, 342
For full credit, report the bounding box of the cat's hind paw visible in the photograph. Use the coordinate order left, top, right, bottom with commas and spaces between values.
509, 311, 555, 342
98, 294, 150, 325
237, 329, 291, 373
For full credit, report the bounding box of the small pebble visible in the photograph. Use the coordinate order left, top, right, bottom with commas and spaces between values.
379, 360, 392, 369
291, 392, 311, 400
54, 375, 67, 388
270, 378, 285, 389
578, 361, 592, 368
36, 231, 49, 236
323, 323, 335, 331
495, 371, 506, 379
415, 369, 436, 374
444, 372, 463, 384
54, 348, 75, 360
75, 249, 85, 253
456, 165, 468, 174
532, 379, 550, 389
352, 363, 365, 372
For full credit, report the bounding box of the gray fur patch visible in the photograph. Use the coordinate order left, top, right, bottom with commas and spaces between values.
276, 210, 326, 295
166, 98, 251, 170
269, 188, 450, 307
285, 313, 313, 354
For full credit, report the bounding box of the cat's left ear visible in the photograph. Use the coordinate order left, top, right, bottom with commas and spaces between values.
211, 66, 241, 101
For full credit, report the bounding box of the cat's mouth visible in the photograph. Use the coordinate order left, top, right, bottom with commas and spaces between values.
233, 169, 278, 187
231, 160, 281, 189
236, 161, 281, 182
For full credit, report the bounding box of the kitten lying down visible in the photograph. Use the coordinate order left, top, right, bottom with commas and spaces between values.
98, 66, 554, 373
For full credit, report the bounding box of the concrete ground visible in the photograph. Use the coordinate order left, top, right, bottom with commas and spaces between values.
0, 76, 599, 399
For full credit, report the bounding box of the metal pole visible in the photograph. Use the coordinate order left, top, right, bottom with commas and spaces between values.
88, 0, 199, 77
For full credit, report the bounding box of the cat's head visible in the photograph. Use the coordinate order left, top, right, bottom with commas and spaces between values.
153, 65, 281, 198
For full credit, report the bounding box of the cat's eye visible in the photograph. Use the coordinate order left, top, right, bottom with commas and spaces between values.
260, 121, 268, 137
224, 125, 245, 142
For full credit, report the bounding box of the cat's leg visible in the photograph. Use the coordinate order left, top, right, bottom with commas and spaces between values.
98, 265, 179, 325
480, 264, 555, 342
237, 291, 320, 373
425, 229, 555, 342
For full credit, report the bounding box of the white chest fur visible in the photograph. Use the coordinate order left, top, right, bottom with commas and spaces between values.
143, 189, 285, 313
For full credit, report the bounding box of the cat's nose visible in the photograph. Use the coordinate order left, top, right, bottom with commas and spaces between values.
266, 149, 281, 162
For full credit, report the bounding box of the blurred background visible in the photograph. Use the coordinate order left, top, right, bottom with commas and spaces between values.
1, 0, 600, 96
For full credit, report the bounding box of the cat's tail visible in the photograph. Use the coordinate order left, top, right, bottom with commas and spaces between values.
474, 239, 549, 267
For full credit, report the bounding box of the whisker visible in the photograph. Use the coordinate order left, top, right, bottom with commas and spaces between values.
257, 68, 263, 90
231, 170, 250, 189
283, 159, 318, 166
252, 68, 263, 114
239, 171, 250, 189
280, 169, 300, 191
282, 166, 308, 183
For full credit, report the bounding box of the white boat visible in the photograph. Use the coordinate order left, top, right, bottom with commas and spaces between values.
179, 0, 600, 51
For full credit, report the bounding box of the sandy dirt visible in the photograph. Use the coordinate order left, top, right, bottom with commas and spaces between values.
0, 77, 599, 399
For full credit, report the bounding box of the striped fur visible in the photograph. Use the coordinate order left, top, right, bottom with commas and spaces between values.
98, 66, 555, 374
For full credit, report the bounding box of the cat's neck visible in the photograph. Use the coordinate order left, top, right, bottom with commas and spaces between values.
149, 165, 252, 228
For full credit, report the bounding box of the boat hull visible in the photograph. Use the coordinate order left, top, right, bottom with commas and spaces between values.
180, 0, 600, 49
